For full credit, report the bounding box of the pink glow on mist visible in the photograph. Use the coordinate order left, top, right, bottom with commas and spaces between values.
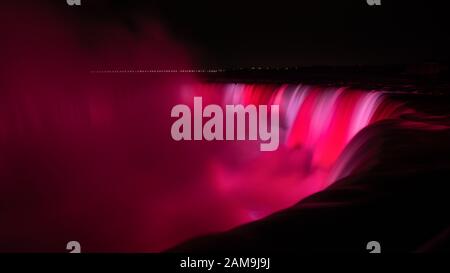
0, 2, 409, 252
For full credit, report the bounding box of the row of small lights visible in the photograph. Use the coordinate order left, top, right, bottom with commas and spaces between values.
89, 67, 299, 74
90, 69, 225, 74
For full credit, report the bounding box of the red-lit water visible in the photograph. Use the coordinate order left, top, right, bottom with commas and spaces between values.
184, 83, 408, 220
0, 2, 411, 252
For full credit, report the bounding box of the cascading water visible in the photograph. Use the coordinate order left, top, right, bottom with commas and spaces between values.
184, 83, 408, 223
0, 79, 409, 252
0, 2, 417, 252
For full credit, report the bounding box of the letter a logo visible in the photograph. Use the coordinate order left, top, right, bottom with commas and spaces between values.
67, 0, 81, 6
367, 0, 381, 6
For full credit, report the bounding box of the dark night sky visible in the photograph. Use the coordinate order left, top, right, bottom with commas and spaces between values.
63, 0, 450, 67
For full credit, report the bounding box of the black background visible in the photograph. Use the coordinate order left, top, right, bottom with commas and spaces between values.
53, 0, 450, 67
